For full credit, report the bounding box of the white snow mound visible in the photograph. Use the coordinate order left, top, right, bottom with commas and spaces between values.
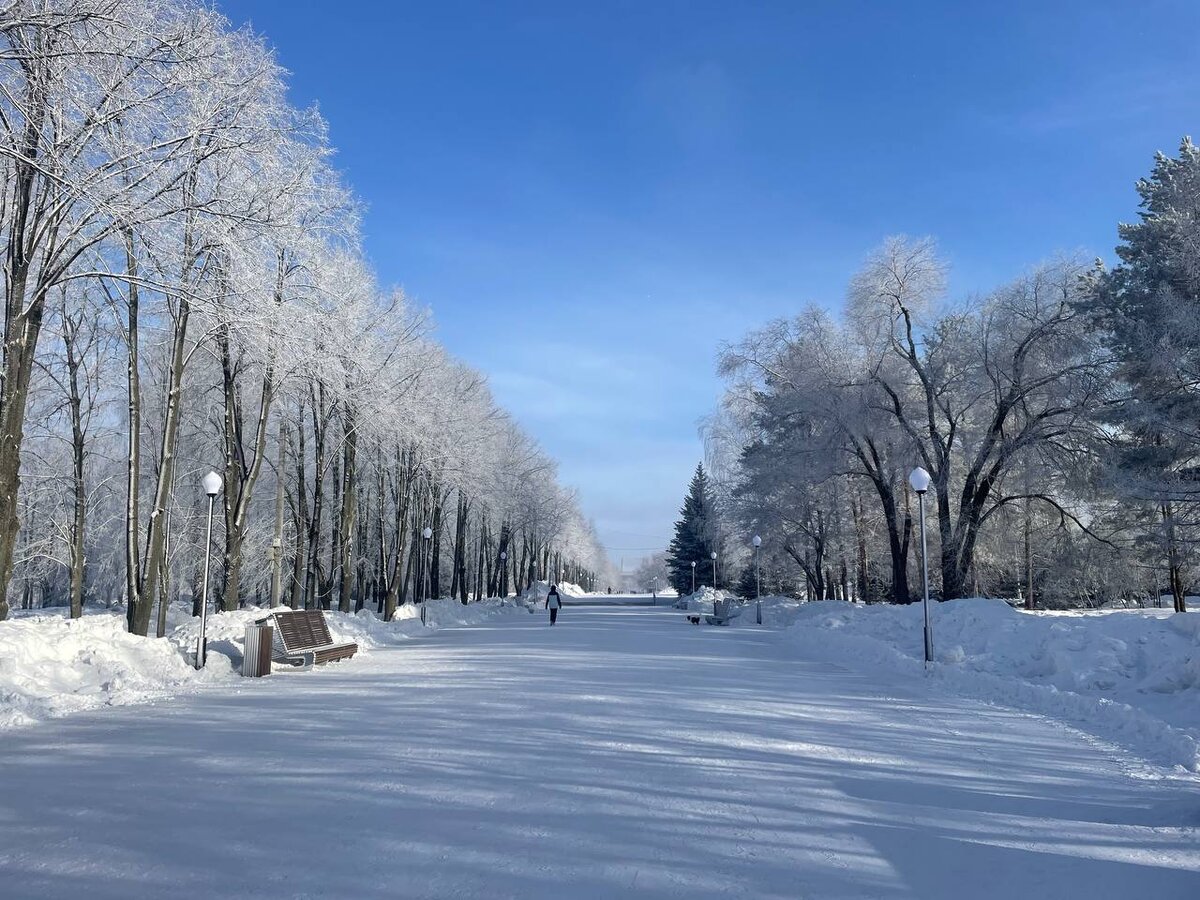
0, 598, 528, 729
749, 598, 1200, 772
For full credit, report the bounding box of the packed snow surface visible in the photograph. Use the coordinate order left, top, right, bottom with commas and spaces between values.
0, 605, 1195, 899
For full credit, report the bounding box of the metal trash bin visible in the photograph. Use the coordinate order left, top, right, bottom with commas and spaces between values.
242, 622, 273, 677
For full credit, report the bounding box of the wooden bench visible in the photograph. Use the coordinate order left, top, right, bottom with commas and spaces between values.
256, 609, 357, 669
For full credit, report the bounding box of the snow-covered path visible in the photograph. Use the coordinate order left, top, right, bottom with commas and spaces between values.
1, 605, 1197, 899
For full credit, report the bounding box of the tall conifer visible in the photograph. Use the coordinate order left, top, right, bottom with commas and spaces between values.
1088, 138, 1200, 613
666, 464, 720, 593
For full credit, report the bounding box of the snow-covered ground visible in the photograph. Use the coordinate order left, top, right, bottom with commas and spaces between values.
0, 598, 530, 729
6, 593, 1197, 774
0, 605, 1195, 898
717, 596, 1200, 773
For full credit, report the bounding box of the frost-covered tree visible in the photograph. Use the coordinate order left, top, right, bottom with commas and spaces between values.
1085, 138, 1200, 613
0, 0, 612, 625
714, 242, 1111, 604
632, 551, 670, 593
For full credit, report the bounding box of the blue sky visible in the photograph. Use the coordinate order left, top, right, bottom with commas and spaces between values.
219, 0, 1198, 566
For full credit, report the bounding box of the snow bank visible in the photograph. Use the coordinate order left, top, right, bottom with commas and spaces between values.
675, 586, 737, 611
522, 580, 587, 602
518, 580, 590, 611
0, 613, 223, 727
752, 598, 1200, 771
0, 598, 527, 730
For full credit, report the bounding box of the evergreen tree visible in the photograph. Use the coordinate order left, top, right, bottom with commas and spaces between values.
666, 464, 721, 594
736, 564, 757, 599
1088, 138, 1200, 613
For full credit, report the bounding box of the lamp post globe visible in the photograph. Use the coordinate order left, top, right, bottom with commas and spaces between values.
202, 471, 223, 497
908, 466, 931, 495
909, 467, 934, 665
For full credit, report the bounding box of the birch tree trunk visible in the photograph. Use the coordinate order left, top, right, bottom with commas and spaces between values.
123, 230, 142, 630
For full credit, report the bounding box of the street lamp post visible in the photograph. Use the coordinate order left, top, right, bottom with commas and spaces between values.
690, 560, 696, 595
909, 467, 934, 666
421, 526, 433, 624
752, 534, 762, 624
196, 471, 222, 670
499, 550, 508, 598
710, 551, 718, 591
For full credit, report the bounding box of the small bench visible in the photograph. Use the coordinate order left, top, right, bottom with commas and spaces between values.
704, 611, 733, 626
256, 609, 357, 669
687, 599, 736, 626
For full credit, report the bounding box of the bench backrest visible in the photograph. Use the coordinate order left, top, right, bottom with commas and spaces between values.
270, 609, 335, 652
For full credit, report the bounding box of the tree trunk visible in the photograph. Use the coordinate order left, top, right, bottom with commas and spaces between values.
0, 99, 50, 622
383, 451, 414, 619
851, 492, 869, 603
132, 296, 190, 636
337, 409, 357, 614
1024, 498, 1035, 610
156, 509, 172, 638
271, 424, 287, 607
429, 499, 443, 600
450, 493, 469, 602
303, 382, 328, 610
124, 233, 142, 630
1163, 502, 1187, 614
62, 308, 87, 620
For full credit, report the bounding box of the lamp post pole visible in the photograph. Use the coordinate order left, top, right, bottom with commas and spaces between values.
421, 526, 433, 624
500, 550, 507, 598
269, 537, 282, 608
690, 560, 696, 595
710, 551, 717, 591
196, 471, 223, 670
752, 535, 762, 625
909, 467, 934, 666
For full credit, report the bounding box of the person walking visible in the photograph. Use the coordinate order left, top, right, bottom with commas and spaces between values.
546, 584, 562, 625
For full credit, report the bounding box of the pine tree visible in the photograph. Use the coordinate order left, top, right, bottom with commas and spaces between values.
736, 564, 757, 599
1087, 137, 1200, 614
666, 464, 720, 594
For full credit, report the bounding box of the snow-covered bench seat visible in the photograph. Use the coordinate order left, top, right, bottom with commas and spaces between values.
256, 609, 357, 668
685, 598, 736, 626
